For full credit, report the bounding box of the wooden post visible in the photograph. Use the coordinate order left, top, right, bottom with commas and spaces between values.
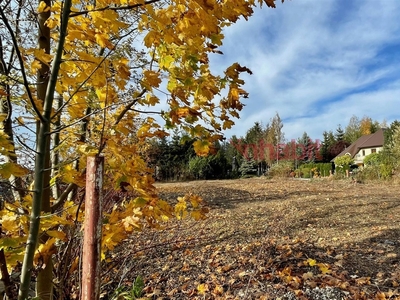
81, 155, 104, 300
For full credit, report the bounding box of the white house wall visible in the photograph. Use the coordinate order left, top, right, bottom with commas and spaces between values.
354, 146, 383, 164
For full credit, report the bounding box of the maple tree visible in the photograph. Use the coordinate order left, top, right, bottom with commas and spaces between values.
0, 0, 284, 299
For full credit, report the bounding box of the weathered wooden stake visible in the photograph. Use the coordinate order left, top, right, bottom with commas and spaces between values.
81, 155, 104, 300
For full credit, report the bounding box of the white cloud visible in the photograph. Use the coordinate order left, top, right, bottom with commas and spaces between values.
210, 0, 400, 141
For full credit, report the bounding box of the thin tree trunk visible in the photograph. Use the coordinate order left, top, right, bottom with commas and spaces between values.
18, 0, 72, 298
68, 107, 91, 202
0, 249, 12, 299
51, 97, 63, 200
34, 0, 53, 297
81, 155, 104, 300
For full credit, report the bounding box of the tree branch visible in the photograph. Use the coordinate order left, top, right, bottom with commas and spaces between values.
0, 7, 45, 123
51, 183, 77, 212
69, 0, 162, 17
131, 108, 163, 115
114, 89, 146, 125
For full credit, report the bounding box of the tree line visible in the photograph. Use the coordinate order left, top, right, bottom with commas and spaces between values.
146, 114, 400, 180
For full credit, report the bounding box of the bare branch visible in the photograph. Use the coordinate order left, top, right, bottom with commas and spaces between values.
131, 108, 163, 115
15, 135, 38, 154
69, 0, 162, 17
0, 7, 45, 123
114, 89, 146, 125
51, 183, 77, 212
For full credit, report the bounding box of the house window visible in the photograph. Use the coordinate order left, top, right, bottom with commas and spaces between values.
371, 149, 376, 153
362, 150, 365, 156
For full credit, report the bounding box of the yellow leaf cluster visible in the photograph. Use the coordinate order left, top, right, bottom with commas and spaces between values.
174, 193, 208, 220
0, 162, 29, 179
1, 0, 280, 276
38, 1, 51, 13
34, 238, 58, 267
0, 130, 15, 157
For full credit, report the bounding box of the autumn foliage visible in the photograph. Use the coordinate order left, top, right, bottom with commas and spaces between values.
0, 0, 284, 298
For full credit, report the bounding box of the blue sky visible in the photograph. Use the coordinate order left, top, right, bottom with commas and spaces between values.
209, 0, 400, 142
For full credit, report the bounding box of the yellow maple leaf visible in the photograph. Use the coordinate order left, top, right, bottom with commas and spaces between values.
32, 48, 53, 65
189, 194, 202, 208
143, 31, 160, 48
159, 55, 174, 69
45, 17, 59, 29
143, 70, 161, 88
197, 283, 209, 295
122, 215, 141, 232
223, 119, 235, 130
317, 263, 331, 274
94, 32, 113, 49
137, 123, 152, 139
307, 258, 317, 267
78, 144, 99, 156
193, 140, 210, 156
191, 210, 207, 220
145, 94, 159, 106
0, 214, 18, 233
175, 107, 190, 118
31, 60, 42, 74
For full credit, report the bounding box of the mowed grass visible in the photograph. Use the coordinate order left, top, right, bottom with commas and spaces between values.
108, 178, 400, 299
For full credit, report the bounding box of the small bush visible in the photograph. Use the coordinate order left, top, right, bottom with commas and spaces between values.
380, 164, 393, 179
334, 155, 354, 175
294, 169, 303, 178
269, 161, 294, 178
355, 166, 380, 181
363, 153, 380, 166
111, 276, 144, 300
318, 163, 333, 177
356, 164, 393, 181
301, 168, 312, 178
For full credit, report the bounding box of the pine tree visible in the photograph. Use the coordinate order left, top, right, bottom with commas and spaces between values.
239, 154, 257, 177
320, 130, 336, 162
335, 125, 345, 141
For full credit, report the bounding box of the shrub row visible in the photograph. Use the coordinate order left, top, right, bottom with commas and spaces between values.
298, 163, 332, 178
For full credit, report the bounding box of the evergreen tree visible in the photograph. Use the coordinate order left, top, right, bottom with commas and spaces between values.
245, 122, 263, 145
227, 135, 244, 175
335, 124, 345, 141
382, 120, 400, 171
319, 130, 336, 162
320, 131, 331, 162
296, 132, 317, 162
239, 154, 257, 177
384, 120, 400, 149
245, 122, 265, 174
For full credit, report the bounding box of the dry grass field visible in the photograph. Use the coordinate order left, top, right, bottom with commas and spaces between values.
107, 178, 400, 299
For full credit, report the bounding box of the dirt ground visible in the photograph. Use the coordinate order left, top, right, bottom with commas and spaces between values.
107, 178, 400, 299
